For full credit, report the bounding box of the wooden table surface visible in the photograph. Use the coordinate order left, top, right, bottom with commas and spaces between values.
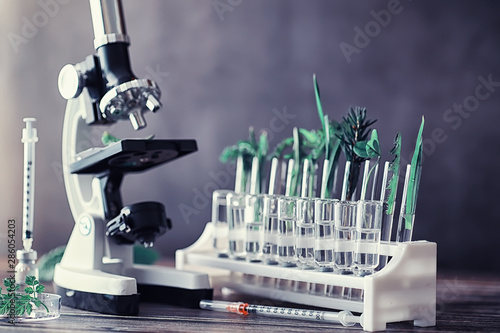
1, 270, 498, 332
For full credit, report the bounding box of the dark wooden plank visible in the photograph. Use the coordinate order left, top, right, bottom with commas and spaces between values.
1, 271, 499, 332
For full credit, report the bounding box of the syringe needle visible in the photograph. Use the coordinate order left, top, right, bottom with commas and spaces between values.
21, 117, 38, 251
199, 300, 363, 327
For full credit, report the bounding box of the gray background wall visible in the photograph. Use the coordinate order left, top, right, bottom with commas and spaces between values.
1, 0, 499, 273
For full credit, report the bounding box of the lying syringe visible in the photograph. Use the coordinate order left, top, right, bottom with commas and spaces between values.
199, 300, 363, 327
16, 118, 39, 286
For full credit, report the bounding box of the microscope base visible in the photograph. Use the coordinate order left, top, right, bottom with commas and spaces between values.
53, 263, 213, 314
53, 264, 140, 315
138, 284, 213, 308
127, 264, 213, 308
54, 285, 140, 315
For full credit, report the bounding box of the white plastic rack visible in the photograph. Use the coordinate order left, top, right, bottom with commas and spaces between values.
176, 222, 436, 332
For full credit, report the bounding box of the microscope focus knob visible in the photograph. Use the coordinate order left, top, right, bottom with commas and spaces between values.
58, 64, 85, 100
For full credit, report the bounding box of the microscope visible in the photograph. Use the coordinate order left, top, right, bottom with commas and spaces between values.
53, 0, 212, 315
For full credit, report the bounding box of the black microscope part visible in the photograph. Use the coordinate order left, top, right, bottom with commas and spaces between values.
69, 139, 195, 246
106, 202, 171, 246
69, 139, 197, 174
97, 42, 136, 90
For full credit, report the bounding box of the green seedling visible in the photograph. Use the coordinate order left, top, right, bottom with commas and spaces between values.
0, 276, 48, 317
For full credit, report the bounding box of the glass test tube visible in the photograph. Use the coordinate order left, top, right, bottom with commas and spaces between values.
333, 201, 356, 274
211, 190, 234, 257
378, 161, 398, 270
314, 198, 337, 272
262, 194, 281, 264
354, 200, 383, 276
396, 164, 421, 243
227, 192, 246, 260
244, 194, 265, 262
296, 197, 315, 269
277, 196, 297, 267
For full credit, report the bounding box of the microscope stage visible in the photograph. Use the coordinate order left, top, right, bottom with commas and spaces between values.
69, 139, 197, 174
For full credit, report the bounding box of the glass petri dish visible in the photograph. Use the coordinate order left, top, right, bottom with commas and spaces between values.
1, 293, 61, 323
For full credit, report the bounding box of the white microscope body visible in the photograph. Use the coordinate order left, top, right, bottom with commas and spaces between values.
53, 0, 211, 315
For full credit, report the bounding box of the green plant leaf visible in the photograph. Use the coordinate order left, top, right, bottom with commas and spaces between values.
0, 302, 9, 315
38, 245, 67, 281
313, 74, 326, 131
26, 303, 33, 316
299, 128, 320, 146
269, 136, 294, 159
386, 132, 401, 214
3, 278, 13, 288
101, 131, 121, 146
25, 276, 36, 286
258, 132, 268, 159
290, 127, 301, 196
40, 301, 49, 313
321, 119, 343, 198
366, 129, 381, 158
353, 141, 369, 158
338, 107, 377, 200
16, 305, 24, 316
257, 132, 269, 193
405, 116, 424, 228
0, 276, 50, 317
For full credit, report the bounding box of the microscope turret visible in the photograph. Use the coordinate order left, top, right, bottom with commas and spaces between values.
59, 0, 160, 130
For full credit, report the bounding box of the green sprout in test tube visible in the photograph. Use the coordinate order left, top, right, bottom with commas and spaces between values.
396, 116, 424, 242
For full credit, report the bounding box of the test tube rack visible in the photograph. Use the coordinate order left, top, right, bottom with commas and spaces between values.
176, 222, 436, 332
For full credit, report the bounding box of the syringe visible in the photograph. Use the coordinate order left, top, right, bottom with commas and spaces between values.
16, 118, 39, 286
21, 118, 38, 251
199, 300, 363, 327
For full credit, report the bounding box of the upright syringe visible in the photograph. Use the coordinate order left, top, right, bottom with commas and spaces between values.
16, 118, 39, 285
22, 118, 38, 251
